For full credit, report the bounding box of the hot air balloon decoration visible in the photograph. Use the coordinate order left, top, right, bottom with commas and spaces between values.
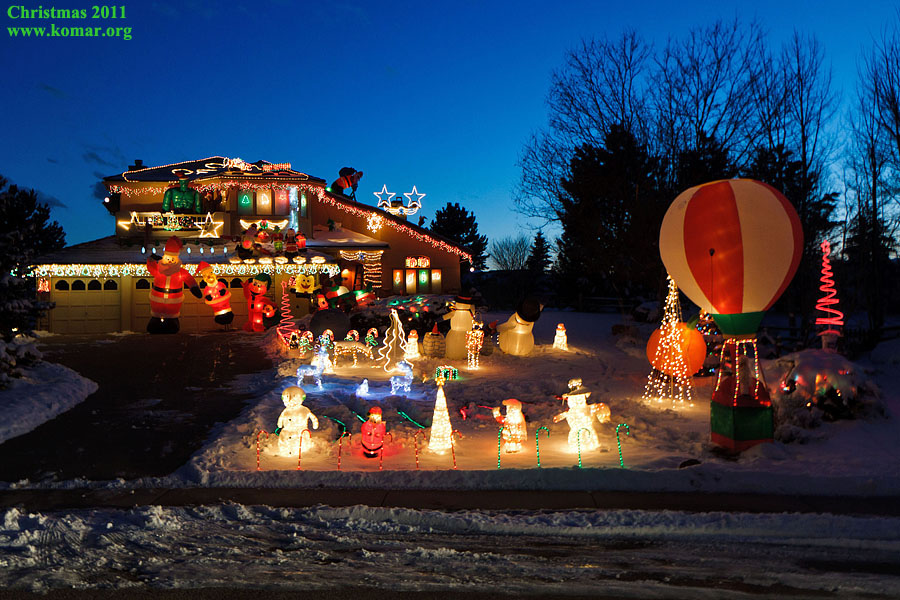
659, 179, 803, 452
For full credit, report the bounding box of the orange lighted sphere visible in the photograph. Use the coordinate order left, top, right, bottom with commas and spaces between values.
646, 324, 707, 376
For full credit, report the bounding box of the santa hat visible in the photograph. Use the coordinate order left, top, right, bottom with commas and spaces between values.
502, 398, 522, 408
368, 406, 382, 416
252, 273, 272, 287
163, 236, 183, 258
194, 261, 212, 277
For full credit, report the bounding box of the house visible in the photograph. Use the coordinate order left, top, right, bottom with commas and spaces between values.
34, 157, 470, 333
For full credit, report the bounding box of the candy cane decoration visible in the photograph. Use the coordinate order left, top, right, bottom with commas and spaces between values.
256, 430, 269, 471
496, 426, 505, 470
296, 429, 311, 470
616, 423, 630, 469
298, 330, 314, 354
450, 430, 462, 470
575, 428, 591, 469
379, 432, 393, 471
322, 329, 335, 342
535, 426, 550, 468
365, 327, 379, 347
344, 329, 359, 341
414, 430, 425, 469
337, 432, 351, 470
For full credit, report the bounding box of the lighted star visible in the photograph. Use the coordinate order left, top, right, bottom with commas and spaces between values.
403, 186, 425, 212
199, 212, 223, 238
373, 184, 395, 210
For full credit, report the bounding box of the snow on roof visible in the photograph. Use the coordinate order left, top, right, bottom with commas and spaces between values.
103, 157, 324, 185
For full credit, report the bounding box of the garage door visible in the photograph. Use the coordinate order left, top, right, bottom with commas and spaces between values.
50, 278, 121, 334
132, 277, 250, 332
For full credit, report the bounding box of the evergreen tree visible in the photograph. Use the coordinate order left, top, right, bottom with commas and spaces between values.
429, 202, 488, 271
673, 133, 734, 191
557, 124, 667, 303
525, 230, 551, 276
0, 176, 65, 341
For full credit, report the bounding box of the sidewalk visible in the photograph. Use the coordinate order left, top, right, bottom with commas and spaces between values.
1, 486, 898, 515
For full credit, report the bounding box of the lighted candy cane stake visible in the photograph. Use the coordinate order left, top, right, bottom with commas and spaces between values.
575, 428, 591, 469
296, 429, 311, 470
379, 432, 393, 471
256, 430, 270, 471
413, 430, 425, 469
496, 426, 504, 469
336, 432, 352, 470
616, 423, 630, 469
535, 426, 550, 468
450, 430, 462, 470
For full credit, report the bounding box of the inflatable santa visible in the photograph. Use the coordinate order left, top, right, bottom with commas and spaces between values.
146, 236, 201, 334
195, 261, 234, 325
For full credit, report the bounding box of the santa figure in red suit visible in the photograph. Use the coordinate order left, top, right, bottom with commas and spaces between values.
146, 236, 201, 334
242, 273, 276, 332
360, 406, 386, 458
195, 261, 234, 326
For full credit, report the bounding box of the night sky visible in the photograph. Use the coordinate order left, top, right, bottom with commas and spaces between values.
1, 0, 895, 248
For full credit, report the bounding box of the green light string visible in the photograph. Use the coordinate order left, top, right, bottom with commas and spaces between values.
616, 423, 630, 469
496, 426, 505, 469
535, 426, 550, 468
398, 410, 426, 429
351, 411, 366, 423
324, 415, 347, 437
575, 428, 591, 469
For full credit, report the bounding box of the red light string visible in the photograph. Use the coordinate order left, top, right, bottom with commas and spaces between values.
815, 240, 844, 333
450, 430, 461, 470
296, 429, 311, 471
337, 432, 351, 470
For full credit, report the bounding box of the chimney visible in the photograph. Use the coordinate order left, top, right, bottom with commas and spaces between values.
128, 159, 145, 171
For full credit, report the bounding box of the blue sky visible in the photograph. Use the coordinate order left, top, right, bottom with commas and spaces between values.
1, 0, 896, 247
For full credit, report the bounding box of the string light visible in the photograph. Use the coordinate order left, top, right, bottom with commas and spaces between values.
336, 432, 351, 470
367, 213, 384, 233
816, 240, 844, 334
428, 380, 454, 453
642, 276, 694, 407
434, 365, 459, 381
552, 323, 568, 351
277, 278, 299, 347
239, 218, 290, 231
575, 428, 590, 468
339, 250, 384, 288
466, 325, 484, 370
333, 341, 374, 366
256, 430, 270, 471
535, 426, 550, 468
32, 262, 339, 279
616, 423, 630, 468
390, 361, 414, 395
496, 426, 505, 469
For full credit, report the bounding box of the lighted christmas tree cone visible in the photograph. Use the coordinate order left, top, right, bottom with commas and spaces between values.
428, 379, 454, 453
815, 240, 844, 353
660, 179, 803, 452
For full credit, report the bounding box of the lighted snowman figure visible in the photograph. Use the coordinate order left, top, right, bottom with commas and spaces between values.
443, 295, 475, 360
492, 399, 527, 453
497, 297, 543, 356
276, 386, 319, 456
553, 378, 610, 452
552, 323, 568, 351
405, 329, 421, 360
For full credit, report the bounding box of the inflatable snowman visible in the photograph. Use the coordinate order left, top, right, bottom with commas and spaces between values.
443, 295, 475, 360
497, 297, 543, 356
276, 386, 319, 456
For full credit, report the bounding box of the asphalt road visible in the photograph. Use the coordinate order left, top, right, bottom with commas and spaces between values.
0, 332, 272, 482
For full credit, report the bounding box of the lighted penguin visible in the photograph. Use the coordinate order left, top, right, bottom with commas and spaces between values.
492, 399, 527, 453
553, 378, 611, 452
275, 386, 318, 456
145, 236, 201, 334
497, 297, 543, 356
442, 295, 475, 360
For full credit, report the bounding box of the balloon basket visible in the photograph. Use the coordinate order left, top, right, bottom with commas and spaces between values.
709, 337, 773, 452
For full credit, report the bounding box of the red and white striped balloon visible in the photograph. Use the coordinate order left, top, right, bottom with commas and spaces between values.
659, 179, 803, 316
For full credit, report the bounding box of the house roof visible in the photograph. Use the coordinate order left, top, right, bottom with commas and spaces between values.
103, 157, 324, 185
310, 228, 388, 249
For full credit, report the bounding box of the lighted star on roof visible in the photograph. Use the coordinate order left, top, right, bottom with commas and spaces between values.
403, 186, 425, 214
373, 185, 396, 211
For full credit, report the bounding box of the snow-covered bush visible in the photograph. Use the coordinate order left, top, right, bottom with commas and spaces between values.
0, 335, 42, 388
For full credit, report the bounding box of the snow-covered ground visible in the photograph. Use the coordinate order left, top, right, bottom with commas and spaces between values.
0, 360, 97, 445
2, 503, 899, 597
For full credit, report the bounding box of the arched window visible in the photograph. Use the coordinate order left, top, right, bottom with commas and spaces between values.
135, 279, 150, 289
230, 278, 243, 288
218, 278, 228, 287
55, 280, 69, 291
71, 280, 86, 291
103, 280, 118, 291
88, 280, 102, 290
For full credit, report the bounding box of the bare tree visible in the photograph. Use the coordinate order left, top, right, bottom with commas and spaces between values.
489, 235, 531, 271
651, 19, 765, 174
865, 18, 900, 169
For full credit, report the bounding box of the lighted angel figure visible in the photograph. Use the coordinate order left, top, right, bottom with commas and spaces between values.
492, 399, 527, 453
552, 378, 610, 452
276, 386, 318, 456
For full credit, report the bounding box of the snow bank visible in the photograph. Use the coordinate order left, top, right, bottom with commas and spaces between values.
0, 361, 97, 444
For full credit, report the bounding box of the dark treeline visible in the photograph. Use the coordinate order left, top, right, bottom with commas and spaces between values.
513, 17, 900, 342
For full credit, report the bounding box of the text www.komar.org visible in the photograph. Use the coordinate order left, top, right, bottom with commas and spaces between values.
7, 5, 132, 41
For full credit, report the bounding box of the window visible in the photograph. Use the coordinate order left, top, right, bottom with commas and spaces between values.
392, 270, 403, 294
237, 190, 253, 216
71, 280, 86, 291
88, 279, 102, 290
274, 189, 289, 214
256, 189, 272, 215
135, 278, 150, 289
55, 280, 69, 291
104, 280, 118, 291
218, 278, 228, 287
431, 269, 442, 294
230, 278, 243, 288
